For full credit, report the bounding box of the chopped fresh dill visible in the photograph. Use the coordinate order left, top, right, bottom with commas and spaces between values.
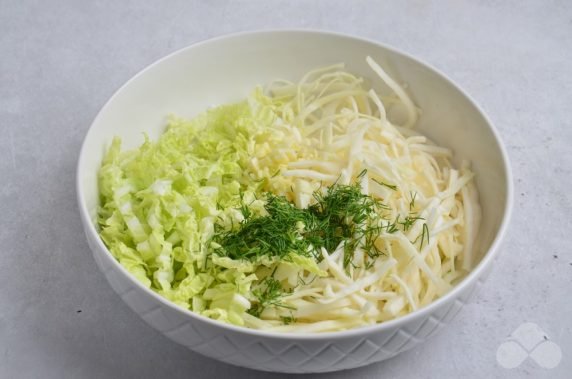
409, 191, 417, 211
371, 178, 398, 191
238, 191, 252, 220
297, 272, 317, 286
248, 277, 294, 318
212, 194, 308, 260
211, 176, 429, 270
363, 226, 384, 259
211, 181, 387, 266
364, 259, 377, 270
400, 215, 424, 231
280, 312, 298, 325
308, 181, 386, 267
419, 223, 430, 249
385, 215, 400, 234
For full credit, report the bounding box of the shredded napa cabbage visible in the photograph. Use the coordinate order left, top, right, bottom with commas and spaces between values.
98, 57, 481, 332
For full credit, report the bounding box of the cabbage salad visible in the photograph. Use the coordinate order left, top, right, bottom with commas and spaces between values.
98, 57, 480, 332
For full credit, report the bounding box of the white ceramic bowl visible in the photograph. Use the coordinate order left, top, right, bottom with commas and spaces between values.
77, 30, 512, 373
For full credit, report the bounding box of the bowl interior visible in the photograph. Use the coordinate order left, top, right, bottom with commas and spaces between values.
78, 31, 509, 285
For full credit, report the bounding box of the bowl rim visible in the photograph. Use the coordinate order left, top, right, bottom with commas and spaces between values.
77, 28, 514, 340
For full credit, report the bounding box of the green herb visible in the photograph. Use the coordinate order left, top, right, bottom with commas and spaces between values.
400, 215, 424, 231
212, 194, 312, 260
238, 192, 252, 220
297, 272, 317, 286
364, 257, 379, 270
409, 191, 417, 211
363, 225, 384, 259
419, 223, 430, 249
248, 277, 294, 318
280, 312, 298, 325
211, 180, 387, 266
385, 215, 400, 234
307, 180, 386, 267
372, 178, 398, 191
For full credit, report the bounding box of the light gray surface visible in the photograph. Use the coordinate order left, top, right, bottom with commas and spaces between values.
1, 0, 570, 378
